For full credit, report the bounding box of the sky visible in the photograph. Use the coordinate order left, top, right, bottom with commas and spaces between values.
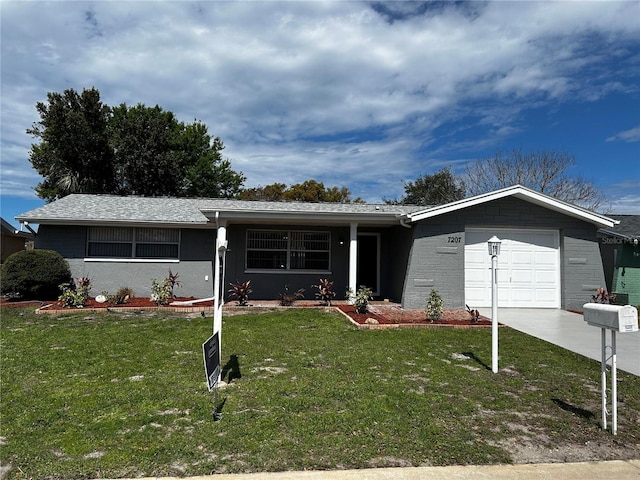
2, 0, 640, 230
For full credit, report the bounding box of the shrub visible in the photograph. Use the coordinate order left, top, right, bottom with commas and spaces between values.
58, 277, 91, 308
150, 278, 172, 305
347, 286, 372, 314
0, 249, 72, 300
425, 289, 444, 322
466, 304, 480, 322
228, 280, 252, 306
592, 288, 616, 305
313, 278, 336, 306
151, 270, 182, 306
167, 269, 182, 298
108, 287, 133, 305
279, 285, 305, 306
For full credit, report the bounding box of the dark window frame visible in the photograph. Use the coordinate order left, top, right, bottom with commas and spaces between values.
246, 229, 331, 272
87, 226, 180, 259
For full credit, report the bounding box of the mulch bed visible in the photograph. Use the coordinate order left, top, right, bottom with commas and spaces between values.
336, 304, 492, 327
1, 297, 493, 327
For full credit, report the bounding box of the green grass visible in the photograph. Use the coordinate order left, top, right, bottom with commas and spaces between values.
1, 307, 639, 479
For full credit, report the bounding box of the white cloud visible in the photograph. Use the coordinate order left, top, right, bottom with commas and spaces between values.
607, 126, 640, 143
1, 1, 639, 202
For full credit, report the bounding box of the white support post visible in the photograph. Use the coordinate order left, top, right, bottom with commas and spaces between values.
348, 222, 358, 298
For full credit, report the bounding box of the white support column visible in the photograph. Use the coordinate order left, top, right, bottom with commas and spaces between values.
348, 222, 358, 297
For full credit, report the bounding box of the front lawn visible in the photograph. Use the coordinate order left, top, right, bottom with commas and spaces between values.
1, 307, 639, 479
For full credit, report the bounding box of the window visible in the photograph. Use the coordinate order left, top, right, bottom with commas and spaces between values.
246, 229, 330, 271
88, 227, 180, 259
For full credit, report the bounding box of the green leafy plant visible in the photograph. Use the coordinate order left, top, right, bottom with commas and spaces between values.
150, 278, 172, 305
150, 270, 182, 306
426, 289, 444, 322
228, 280, 253, 306
279, 285, 305, 306
58, 277, 91, 308
0, 249, 72, 300
347, 286, 373, 314
313, 278, 336, 306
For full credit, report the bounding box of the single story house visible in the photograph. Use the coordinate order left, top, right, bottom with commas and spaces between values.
598, 215, 640, 306
15, 185, 617, 311
1, 217, 34, 264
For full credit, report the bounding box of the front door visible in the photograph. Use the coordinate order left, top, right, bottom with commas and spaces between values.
357, 234, 380, 296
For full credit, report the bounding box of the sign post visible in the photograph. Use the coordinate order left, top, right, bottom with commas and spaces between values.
203, 220, 227, 420
202, 331, 222, 420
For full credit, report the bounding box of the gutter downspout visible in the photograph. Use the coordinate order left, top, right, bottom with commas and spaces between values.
399, 216, 412, 228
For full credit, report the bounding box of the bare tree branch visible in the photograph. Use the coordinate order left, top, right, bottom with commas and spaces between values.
465, 149, 604, 210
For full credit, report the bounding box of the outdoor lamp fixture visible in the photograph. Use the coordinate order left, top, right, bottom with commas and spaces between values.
488, 236, 501, 374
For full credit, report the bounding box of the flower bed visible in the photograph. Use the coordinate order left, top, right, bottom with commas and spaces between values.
336, 304, 493, 329
2, 297, 493, 328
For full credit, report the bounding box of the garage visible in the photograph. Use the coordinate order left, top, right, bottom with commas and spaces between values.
465, 228, 560, 308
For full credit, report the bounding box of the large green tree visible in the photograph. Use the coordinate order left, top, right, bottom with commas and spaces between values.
386, 167, 466, 206
27, 88, 116, 201
28, 87, 245, 201
465, 149, 604, 210
239, 180, 362, 203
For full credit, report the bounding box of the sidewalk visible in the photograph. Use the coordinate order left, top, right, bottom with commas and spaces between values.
107, 460, 640, 480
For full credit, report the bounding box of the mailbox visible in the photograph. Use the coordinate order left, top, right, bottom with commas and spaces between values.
583, 303, 639, 333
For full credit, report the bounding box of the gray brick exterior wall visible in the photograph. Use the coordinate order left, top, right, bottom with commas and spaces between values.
224, 224, 352, 302
401, 197, 606, 311
33, 195, 607, 311
36, 225, 216, 299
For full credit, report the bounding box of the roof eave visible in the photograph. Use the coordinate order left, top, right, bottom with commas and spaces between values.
15, 217, 215, 229
204, 210, 404, 226
406, 185, 618, 228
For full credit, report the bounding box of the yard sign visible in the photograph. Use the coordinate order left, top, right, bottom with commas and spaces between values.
202, 331, 221, 391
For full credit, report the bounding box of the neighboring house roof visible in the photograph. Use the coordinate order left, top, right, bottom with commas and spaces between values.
406, 184, 618, 228
1, 217, 34, 239
599, 215, 640, 240
15, 185, 618, 229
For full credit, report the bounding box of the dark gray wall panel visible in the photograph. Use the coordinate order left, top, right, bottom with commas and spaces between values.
402, 197, 606, 311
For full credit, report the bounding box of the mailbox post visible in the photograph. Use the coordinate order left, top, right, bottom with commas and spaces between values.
583, 303, 639, 435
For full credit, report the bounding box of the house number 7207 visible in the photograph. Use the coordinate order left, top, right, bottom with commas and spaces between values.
448, 236, 462, 243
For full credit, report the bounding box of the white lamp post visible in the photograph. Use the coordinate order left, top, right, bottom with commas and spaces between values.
488, 236, 501, 373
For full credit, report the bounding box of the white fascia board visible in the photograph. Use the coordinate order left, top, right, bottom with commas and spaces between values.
406, 185, 618, 228
15, 218, 215, 229
202, 210, 402, 226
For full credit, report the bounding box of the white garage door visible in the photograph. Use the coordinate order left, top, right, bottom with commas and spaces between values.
465, 229, 560, 308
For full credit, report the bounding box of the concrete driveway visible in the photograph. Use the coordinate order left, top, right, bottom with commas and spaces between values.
496, 308, 639, 376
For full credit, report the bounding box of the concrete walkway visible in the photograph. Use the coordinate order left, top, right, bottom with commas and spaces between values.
105, 460, 640, 480
496, 308, 639, 376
